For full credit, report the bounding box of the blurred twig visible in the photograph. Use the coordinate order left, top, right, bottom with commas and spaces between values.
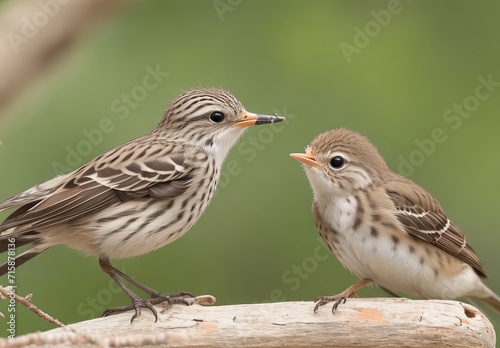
0, 0, 126, 114
0, 286, 65, 327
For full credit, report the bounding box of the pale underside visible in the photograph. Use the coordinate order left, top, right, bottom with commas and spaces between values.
313, 191, 492, 300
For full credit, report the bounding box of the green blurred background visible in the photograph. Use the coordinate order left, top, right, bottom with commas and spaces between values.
0, 0, 499, 337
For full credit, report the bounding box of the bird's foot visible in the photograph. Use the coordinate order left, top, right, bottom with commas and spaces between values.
313, 295, 349, 313
150, 290, 194, 302
102, 291, 195, 323
313, 278, 373, 314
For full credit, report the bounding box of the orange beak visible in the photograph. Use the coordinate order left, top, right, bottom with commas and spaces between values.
233, 111, 285, 128
290, 149, 320, 167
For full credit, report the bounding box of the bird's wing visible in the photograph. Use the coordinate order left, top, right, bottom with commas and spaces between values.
0, 141, 196, 233
75, 140, 193, 198
0, 173, 73, 211
384, 179, 486, 278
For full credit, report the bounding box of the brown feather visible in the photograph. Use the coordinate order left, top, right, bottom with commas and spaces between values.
0, 141, 193, 234
385, 176, 487, 277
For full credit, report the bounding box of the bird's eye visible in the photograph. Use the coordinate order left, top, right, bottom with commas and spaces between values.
330, 155, 345, 169
209, 111, 225, 123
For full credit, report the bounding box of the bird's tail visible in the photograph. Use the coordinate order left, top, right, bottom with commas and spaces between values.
0, 239, 48, 277
472, 283, 500, 313
0, 175, 66, 277
481, 293, 500, 312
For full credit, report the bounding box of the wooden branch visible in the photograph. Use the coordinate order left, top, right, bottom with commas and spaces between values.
0, 298, 495, 347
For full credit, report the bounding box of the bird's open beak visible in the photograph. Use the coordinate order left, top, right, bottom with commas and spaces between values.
233, 111, 285, 128
290, 150, 320, 167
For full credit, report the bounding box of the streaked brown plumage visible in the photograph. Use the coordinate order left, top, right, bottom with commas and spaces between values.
0, 88, 284, 322
291, 128, 500, 313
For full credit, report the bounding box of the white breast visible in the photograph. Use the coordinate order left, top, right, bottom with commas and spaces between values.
316, 195, 451, 297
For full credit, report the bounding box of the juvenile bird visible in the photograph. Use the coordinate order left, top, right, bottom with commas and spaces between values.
291, 128, 500, 313
0, 88, 284, 322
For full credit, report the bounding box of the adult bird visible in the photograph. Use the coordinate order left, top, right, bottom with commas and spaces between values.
0, 88, 284, 322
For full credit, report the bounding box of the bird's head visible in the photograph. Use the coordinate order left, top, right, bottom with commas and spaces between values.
290, 129, 389, 198
157, 88, 284, 164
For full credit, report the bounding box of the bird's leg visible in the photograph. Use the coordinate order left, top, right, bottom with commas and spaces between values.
314, 278, 373, 313
98, 257, 193, 323
112, 267, 194, 302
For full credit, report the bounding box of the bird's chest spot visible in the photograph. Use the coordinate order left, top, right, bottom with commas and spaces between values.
317, 195, 376, 268
321, 195, 359, 234
317, 196, 359, 254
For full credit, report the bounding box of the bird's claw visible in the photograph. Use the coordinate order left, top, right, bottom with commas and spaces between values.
313, 295, 347, 314
102, 291, 196, 323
